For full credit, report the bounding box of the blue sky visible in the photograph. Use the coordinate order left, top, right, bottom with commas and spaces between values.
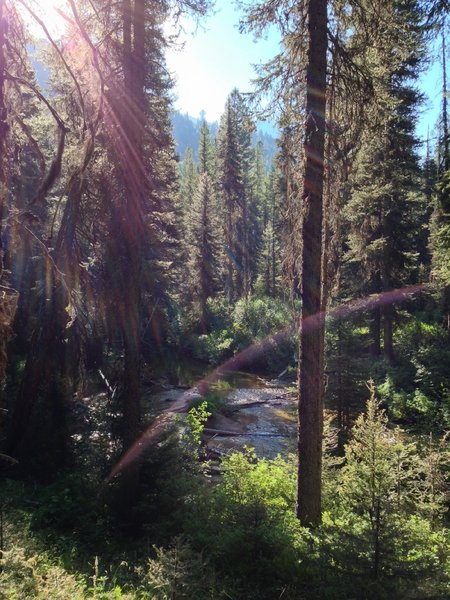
27, 0, 443, 150
165, 4, 279, 122
417, 36, 443, 151
166, 3, 443, 153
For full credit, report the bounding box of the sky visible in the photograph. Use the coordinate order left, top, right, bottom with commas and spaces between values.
166, 3, 443, 153
417, 37, 443, 150
26, 0, 443, 151
165, 4, 280, 123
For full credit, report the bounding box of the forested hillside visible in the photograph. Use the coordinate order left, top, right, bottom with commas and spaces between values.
0, 0, 450, 599
171, 110, 277, 164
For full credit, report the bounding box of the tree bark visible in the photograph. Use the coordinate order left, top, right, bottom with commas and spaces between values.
296, 0, 327, 527
369, 306, 381, 357
0, 0, 7, 279
383, 304, 395, 364
113, 0, 146, 506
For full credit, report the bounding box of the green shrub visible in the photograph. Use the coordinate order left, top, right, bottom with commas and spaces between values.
322, 384, 450, 597
190, 379, 232, 416
0, 547, 136, 599
194, 329, 234, 365
184, 401, 211, 447
184, 449, 306, 599
385, 318, 450, 429
0, 547, 86, 599
139, 537, 214, 600
188, 296, 295, 370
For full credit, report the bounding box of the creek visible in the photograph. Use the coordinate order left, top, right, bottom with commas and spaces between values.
147, 370, 297, 459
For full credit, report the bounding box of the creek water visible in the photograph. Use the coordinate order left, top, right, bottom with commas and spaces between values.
204, 372, 297, 459
147, 369, 298, 459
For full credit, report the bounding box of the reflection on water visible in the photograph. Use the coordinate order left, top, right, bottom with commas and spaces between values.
202, 372, 297, 459
145, 364, 297, 460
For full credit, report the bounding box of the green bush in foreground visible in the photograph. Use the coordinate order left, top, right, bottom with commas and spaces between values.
1, 386, 449, 599
181, 386, 450, 599
320, 383, 450, 598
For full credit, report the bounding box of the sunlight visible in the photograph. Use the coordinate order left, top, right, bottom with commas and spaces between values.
107, 283, 428, 482
20, 0, 70, 39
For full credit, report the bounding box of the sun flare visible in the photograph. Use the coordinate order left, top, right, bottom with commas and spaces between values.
20, 0, 70, 38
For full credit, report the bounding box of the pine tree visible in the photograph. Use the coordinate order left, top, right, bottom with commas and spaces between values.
217, 89, 254, 301
190, 172, 219, 328
178, 146, 198, 244
198, 120, 214, 176
337, 383, 449, 582
4, 0, 211, 483
344, 0, 427, 363
256, 166, 281, 297
4, 1, 82, 469
430, 32, 450, 341
430, 169, 450, 340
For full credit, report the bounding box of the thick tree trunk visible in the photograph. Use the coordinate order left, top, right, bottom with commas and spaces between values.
0, 0, 7, 279
296, 0, 327, 528
7, 178, 82, 474
113, 0, 146, 506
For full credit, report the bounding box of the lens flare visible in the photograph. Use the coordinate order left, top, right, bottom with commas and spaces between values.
106, 282, 427, 482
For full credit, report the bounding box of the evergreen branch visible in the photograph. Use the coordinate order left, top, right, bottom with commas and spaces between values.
8, 75, 69, 206
14, 114, 46, 176
16, 0, 87, 131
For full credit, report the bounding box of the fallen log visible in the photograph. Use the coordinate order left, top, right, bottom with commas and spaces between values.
203, 428, 242, 437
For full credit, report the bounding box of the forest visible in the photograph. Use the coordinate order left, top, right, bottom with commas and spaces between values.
0, 0, 450, 598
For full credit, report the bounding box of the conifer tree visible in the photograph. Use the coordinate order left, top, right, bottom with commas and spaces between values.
430, 32, 450, 341
3, 1, 85, 468
240, 0, 444, 527
248, 141, 266, 290
337, 383, 449, 581
257, 166, 281, 297
198, 120, 214, 175
217, 88, 254, 301
4, 0, 211, 484
178, 146, 198, 262
190, 172, 219, 328
344, 0, 427, 363
430, 164, 450, 341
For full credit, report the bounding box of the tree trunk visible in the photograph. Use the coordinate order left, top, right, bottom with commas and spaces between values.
383, 304, 395, 363
0, 0, 7, 279
296, 0, 327, 528
113, 0, 146, 506
7, 177, 83, 474
369, 307, 381, 357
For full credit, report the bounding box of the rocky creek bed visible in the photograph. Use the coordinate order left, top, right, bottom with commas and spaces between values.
70, 370, 297, 473
146, 371, 297, 459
